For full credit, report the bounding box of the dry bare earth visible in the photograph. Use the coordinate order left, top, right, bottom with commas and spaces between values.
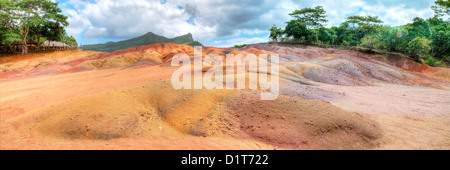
0, 43, 449, 150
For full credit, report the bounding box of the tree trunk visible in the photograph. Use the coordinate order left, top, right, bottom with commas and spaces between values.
37, 35, 41, 50
20, 26, 30, 54
21, 40, 28, 55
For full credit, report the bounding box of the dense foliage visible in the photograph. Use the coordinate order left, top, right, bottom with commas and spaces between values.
83, 32, 203, 52
270, 0, 450, 67
0, 0, 75, 54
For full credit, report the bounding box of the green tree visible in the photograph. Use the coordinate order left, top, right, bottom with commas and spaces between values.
430, 21, 450, 60
361, 16, 383, 34
0, 0, 21, 46
432, 0, 450, 18
344, 15, 383, 43
289, 6, 328, 29
407, 37, 432, 60
344, 15, 365, 42
336, 22, 360, 46
360, 34, 385, 49
0, 0, 68, 54
345, 15, 365, 31
317, 27, 334, 44
329, 26, 339, 44
284, 20, 308, 42
0, 29, 20, 46
269, 24, 284, 43
345, 15, 383, 30
40, 21, 67, 47
63, 35, 77, 46
268, 1, 449, 67
405, 17, 431, 40
307, 29, 319, 44
381, 27, 409, 52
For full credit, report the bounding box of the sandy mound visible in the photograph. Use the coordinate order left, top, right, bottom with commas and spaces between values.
11, 80, 234, 140
223, 91, 382, 149
0, 50, 99, 78
8, 79, 382, 149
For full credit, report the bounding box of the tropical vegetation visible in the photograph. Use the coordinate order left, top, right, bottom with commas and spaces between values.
269, 0, 450, 67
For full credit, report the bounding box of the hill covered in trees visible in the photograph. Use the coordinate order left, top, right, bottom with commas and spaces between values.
0, 0, 76, 54
269, 0, 450, 67
83, 32, 203, 52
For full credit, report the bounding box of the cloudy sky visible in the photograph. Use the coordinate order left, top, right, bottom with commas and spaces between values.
56, 0, 437, 47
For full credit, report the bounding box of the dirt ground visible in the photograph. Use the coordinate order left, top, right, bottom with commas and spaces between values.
1, 44, 449, 150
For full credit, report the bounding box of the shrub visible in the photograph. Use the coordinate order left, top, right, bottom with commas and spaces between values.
284, 20, 308, 41
407, 37, 432, 60
422, 56, 443, 67
360, 34, 385, 49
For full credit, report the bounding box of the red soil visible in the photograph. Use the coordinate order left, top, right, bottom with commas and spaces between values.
1, 43, 449, 150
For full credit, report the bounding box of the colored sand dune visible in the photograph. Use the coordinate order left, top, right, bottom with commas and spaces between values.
1, 43, 449, 150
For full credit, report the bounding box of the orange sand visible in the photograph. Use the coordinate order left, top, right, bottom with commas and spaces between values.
1, 43, 449, 150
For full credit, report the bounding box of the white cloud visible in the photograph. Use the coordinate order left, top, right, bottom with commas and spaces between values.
60, 0, 437, 46
217, 37, 269, 48
365, 4, 434, 26
62, 0, 215, 43
311, 0, 435, 27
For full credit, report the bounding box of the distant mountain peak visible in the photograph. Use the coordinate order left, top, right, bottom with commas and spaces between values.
83, 32, 202, 52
